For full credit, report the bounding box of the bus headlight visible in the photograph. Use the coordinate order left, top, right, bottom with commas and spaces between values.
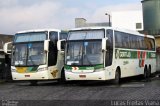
11, 68, 16, 72
37, 67, 48, 72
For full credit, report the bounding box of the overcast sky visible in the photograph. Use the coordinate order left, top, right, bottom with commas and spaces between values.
0, 0, 142, 34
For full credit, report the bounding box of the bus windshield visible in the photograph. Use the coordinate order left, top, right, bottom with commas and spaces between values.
12, 42, 46, 66
14, 32, 47, 43
66, 40, 103, 66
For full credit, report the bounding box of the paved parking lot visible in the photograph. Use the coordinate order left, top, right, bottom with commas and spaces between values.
0, 76, 160, 106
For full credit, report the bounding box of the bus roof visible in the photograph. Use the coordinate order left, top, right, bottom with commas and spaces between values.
16, 29, 65, 34
69, 26, 154, 39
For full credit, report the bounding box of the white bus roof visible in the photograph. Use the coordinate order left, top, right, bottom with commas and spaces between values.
16, 29, 62, 34
69, 26, 154, 39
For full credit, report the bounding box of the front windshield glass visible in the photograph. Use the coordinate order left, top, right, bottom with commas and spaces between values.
12, 44, 27, 66
12, 43, 46, 66
66, 29, 104, 66
66, 41, 103, 66
68, 30, 104, 40
15, 32, 47, 43
27, 43, 46, 65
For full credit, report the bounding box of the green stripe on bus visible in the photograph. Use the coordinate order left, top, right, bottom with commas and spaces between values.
115, 49, 156, 59
27, 67, 38, 72
64, 65, 72, 70
94, 64, 103, 69
147, 52, 156, 58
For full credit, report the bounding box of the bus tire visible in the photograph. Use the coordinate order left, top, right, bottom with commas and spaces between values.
113, 68, 120, 85
144, 65, 148, 79
30, 81, 38, 86
148, 65, 151, 78
59, 69, 66, 84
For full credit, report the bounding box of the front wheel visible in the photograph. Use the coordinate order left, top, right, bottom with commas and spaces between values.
144, 66, 147, 79
58, 69, 66, 84
30, 81, 38, 86
113, 69, 120, 85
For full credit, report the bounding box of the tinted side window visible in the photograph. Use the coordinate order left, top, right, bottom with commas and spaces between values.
150, 38, 155, 50
50, 32, 58, 42
122, 33, 129, 48
48, 42, 58, 66
105, 29, 113, 66
137, 36, 142, 49
60, 32, 68, 40
129, 35, 136, 49
115, 31, 122, 48
48, 31, 58, 66
106, 30, 113, 48
145, 38, 155, 50
115, 31, 155, 51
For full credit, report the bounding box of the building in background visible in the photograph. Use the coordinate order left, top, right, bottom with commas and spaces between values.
75, 11, 143, 32
142, 0, 160, 36
112, 11, 143, 31
0, 34, 13, 52
75, 18, 110, 28
141, 0, 160, 72
0, 34, 13, 81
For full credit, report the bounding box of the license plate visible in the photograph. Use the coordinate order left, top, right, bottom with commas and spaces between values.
25, 75, 30, 77
79, 75, 86, 78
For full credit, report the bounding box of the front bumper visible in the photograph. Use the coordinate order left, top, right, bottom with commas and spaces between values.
12, 71, 50, 80
65, 71, 106, 81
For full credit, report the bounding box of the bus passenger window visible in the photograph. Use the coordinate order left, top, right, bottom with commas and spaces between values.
60, 32, 68, 40
49, 32, 58, 45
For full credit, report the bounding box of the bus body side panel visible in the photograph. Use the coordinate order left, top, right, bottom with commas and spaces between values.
113, 50, 156, 78
48, 51, 64, 79
114, 59, 144, 78
104, 66, 116, 80
145, 53, 156, 74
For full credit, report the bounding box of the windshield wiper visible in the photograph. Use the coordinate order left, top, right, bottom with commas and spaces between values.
70, 44, 83, 65
14, 52, 22, 66
84, 54, 93, 66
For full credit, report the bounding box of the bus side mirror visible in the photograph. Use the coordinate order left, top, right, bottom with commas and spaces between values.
44, 40, 50, 52
102, 38, 106, 52
57, 39, 66, 52
3, 42, 12, 54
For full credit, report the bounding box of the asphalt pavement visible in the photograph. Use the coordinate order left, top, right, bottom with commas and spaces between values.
0, 76, 160, 106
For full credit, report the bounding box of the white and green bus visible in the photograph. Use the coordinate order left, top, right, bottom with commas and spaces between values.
4, 29, 67, 85
64, 27, 156, 84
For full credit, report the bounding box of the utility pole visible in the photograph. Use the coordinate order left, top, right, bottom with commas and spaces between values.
105, 13, 111, 26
